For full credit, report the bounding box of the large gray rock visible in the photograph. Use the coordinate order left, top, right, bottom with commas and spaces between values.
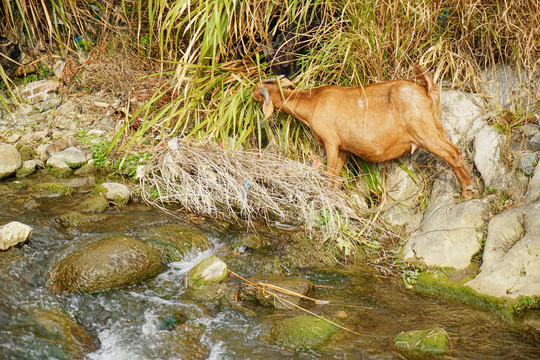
481, 65, 537, 111
403, 175, 488, 269
466, 201, 540, 298
0, 221, 33, 250
440, 90, 487, 145
0, 144, 22, 179
474, 124, 526, 199
46, 146, 86, 169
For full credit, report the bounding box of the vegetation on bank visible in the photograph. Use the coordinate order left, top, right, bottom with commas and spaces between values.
1, 1, 538, 264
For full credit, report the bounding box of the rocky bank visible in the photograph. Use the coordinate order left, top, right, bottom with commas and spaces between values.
1, 64, 540, 305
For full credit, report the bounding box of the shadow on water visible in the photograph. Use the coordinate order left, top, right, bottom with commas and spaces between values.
0, 178, 539, 359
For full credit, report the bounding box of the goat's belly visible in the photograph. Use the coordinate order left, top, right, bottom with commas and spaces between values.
347, 142, 412, 163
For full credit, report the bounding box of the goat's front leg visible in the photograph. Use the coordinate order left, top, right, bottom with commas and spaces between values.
325, 145, 348, 188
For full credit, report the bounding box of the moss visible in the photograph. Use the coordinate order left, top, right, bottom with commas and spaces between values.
18, 145, 36, 161
47, 165, 73, 178
393, 328, 449, 355
16, 166, 37, 178
29, 182, 73, 196
414, 271, 514, 319
270, 315, 339, 350
80, 195, 109, 213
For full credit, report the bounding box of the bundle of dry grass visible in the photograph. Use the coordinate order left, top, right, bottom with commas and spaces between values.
140, 138, 384, 253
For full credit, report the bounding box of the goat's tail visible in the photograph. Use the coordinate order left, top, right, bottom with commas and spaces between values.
414, 66, 441, 118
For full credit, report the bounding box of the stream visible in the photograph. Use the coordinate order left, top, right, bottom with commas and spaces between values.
0, 177, 539, 359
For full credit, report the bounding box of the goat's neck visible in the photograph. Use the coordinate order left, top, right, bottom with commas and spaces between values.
270, 89, 314, 126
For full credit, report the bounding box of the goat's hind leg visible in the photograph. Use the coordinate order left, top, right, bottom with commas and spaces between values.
325, 145, 348, 188
422, 137, 473, 197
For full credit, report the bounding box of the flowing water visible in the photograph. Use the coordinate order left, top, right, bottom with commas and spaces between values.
0, 178, 539, 359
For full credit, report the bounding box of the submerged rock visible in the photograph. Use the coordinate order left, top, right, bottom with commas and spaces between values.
269, 315, 339, 350
0, 221, 33, 250
13, 307, 99, 359
95, 182, 130, 205
0, 144, 22, 180
79, 195, 109, 213
394, 327, 449, 355
55, 211, 107, 229
48, 236, 163, 294
141, 223, 210, 263
29, 182, 73, 197
238, 275, 313, 309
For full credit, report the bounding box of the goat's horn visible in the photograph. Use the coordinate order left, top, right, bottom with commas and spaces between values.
260, 87, 270, 104
262, 75, 285, 83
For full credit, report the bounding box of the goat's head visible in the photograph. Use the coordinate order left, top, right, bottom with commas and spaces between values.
252, 76, 294, 121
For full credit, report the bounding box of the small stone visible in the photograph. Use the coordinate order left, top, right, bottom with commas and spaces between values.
0, 221, 33, 250
529, 132, 540, 151
47, 146, 86, 169
95, 182, 131, 205
7, 133, 21, 143
0, 144, 22, 180
16, 160, 38, 178
518, 152, 538, 176
186, 256, 228, 290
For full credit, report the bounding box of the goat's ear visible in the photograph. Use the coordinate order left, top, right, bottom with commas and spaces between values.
262, 99, 274, 121
279, 78, 294, 88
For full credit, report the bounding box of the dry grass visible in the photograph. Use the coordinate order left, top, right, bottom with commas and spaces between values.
139, 137, 387, 256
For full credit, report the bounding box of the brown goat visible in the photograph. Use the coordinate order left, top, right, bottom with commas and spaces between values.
253, 68, 473, 197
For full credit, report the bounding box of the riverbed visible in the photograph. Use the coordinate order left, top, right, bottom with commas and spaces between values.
0, 177, 538, 359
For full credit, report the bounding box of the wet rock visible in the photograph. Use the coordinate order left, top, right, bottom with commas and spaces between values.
0, 144, 22, 179
94, 182, 130, 205
141, 223, 210, 263
269, 315, 339, 350
55, 211, 107, 229
394, 327, 449, 355
0, 221, 33, 250
186, 256, 228, 290
46, 146, 86, 169
48, 236, 163, 294
474, 124, 527, 199
16, 160, 38, 178
79, 195, 109, 213
238, 275, 313, 309
518, 152, 538, 176
525, 164, 540, 203
47, 161, 73, 178
29, 182, 73, 196
404, 175, 488, 269
466, 201, 540, 298
14, 307, 99, 359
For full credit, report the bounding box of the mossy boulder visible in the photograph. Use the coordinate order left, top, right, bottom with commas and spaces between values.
47, 161, 73, 178
55, 211, 107, 229
18, 145, 37, 161
0, 144, 22, 180
141, 223, 211, 263
393, 327, 449, 355
79, 195, 109, 213
16, 160, 38, 178
29, 182, 73, 196
269, 315, 339, 350
13, 307, 99, 359
48, 236, 163, 294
